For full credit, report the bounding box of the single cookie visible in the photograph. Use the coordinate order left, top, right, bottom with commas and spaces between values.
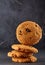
12, 56, 37, 63
11, 44, 38, 53
16, 21, 42, 45
7, 50, 33, 58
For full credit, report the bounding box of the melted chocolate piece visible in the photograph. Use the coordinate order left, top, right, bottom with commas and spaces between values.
20, 30, 22, 33
35, 25, 37, 27
30, 37, 32, 39
14, 55, 17, 57
26, 28, 31, 32
12, 54, 17, 58
19, 30, 22, 35
18, 48, 21, 50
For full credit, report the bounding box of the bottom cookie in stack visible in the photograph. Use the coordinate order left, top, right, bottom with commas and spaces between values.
12, 56, 37, 63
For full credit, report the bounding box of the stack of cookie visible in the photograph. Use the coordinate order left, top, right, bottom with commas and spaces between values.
8, 21, 42, 63
8, 44, 38, 62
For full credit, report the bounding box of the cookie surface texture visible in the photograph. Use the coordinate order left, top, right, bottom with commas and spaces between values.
11, 44, 38, 53
8, 50, 33, 58
16, 21, 42, 45
12, 56, 37, 63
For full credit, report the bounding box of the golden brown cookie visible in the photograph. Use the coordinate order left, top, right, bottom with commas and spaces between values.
16, 21, 42, 45
11, 44, 38, 53
12, 56, 37, 63
7, 50, 33, 58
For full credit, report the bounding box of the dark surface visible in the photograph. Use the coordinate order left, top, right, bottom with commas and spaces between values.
0, 0, 45, 48
0, 49, 45, 65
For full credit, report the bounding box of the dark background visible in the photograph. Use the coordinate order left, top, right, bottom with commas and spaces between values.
0, 0, 45, 49
0, 0, 45, 65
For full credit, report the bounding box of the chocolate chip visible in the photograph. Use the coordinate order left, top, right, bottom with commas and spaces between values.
35, 25, 37, 27
18, 48, 21, 50
12, 54, 17, 58
14, 55, 17, 57
19, 30, 22, 35
26, 28, 31, 32
20, 30, 22, 33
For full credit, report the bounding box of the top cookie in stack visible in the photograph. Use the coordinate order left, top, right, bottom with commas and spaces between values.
16, 21, 42, 45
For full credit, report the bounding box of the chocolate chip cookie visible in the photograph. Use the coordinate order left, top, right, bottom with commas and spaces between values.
16, 21, 42, 45
11, 44, 38, 53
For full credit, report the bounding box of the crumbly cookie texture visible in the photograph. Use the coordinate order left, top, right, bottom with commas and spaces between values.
8, 50, 33, 58
12, 56, 37, 63
11, 44, 38, 53
16, 21, 42, 45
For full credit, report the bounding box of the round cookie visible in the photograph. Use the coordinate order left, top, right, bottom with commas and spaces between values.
16, 21, 42, 45
11, 44, 38, 53
12, 56, 37, 63
8, 50, 33, 58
